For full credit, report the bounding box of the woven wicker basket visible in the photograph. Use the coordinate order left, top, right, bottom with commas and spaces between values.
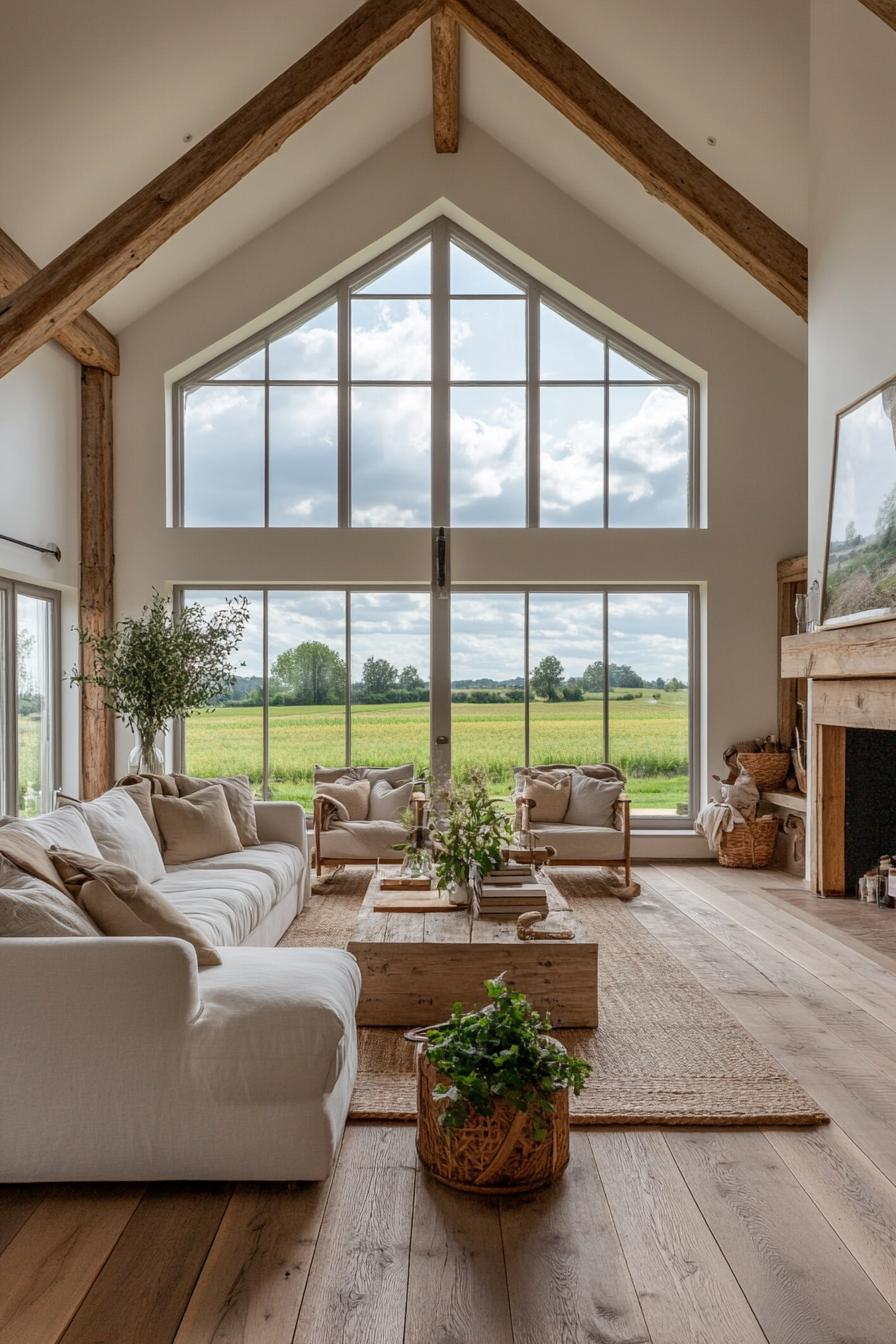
718, 814, 779, 869
736, 751, 791, 792
415, 1044, 570, 1193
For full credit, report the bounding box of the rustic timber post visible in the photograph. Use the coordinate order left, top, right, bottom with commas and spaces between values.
79, 366, 114, 798
431, 12, 460, 152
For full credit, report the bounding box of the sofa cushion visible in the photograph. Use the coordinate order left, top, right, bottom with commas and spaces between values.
59, 788, 166, 884
0, 829, 70, 893
368, 778, 414, 822
191, 946, 361, 1100
1, 807, 102, 858
563, 773, 624, 827
153, 785, 243, 864
173, 773, 259, 847
521, 771, 571, 823
317, 819, 407, 861
316, 778, 370, 822
51, 849, 221, 967
526, 824, 626, 862
0, 866, 101, 937
158, 842, 303, 946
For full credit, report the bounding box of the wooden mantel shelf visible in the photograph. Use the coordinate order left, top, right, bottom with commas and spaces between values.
781, 617, 896, 680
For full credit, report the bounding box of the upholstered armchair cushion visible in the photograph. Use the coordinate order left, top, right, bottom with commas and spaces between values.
314, 764, 414, 788
315, 778, 370, 822
564, 773, 624, 827
317, 820, 408, 861
520, 770, 571, 822
368, 778, 414, 822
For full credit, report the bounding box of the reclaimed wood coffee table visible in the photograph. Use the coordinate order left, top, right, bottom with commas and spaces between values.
346, 872, 598, 1028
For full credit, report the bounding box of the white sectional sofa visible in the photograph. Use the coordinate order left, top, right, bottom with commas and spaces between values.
0, 797, 361, 1182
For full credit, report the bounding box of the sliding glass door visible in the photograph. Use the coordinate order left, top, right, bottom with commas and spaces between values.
0, 581, 59, 817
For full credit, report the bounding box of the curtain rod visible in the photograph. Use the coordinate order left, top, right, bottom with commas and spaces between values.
0, 533, 61, 562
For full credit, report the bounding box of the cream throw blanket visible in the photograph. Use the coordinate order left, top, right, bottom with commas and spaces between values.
696, 768, 760, 853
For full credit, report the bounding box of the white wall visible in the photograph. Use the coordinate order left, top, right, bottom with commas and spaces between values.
808, 1, 896, 589
114, 120, 807, 849
0, 342, 82, 796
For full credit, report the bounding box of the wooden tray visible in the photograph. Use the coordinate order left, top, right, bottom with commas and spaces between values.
372, 893, 464, 913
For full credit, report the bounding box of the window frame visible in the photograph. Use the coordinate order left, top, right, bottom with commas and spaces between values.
175, 581, 699, 827
0, 577, 61, 817
173, 217, 700, 530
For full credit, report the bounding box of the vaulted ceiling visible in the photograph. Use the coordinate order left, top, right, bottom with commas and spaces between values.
0, 0, 808, 356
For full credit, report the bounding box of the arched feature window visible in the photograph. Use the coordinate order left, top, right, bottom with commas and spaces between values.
175, 219, 697, 530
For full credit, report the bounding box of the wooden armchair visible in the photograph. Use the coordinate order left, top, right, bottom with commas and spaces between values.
512, 763, 633, 890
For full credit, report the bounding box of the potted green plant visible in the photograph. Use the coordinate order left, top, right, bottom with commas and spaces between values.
414, 976, 591, 1192
71, 591, 250, 774
431, 771, 512, 902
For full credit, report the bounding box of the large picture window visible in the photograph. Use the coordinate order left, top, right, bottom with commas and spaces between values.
176, 220, 697, 530
179, 585, 695, 822
0, 579, 60, 817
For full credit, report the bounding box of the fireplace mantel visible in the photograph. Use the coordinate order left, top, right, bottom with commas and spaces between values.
782, 617, 896, 680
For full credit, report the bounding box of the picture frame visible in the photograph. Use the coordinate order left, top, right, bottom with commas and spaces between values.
822, 373, 896, 627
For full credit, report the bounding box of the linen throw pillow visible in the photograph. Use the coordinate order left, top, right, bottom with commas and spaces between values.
50, 848, 221, 967
58, 788, 166, 885
173, 773, 259, 847
0, 829, 71, 894
521, 771, 571, 823
152, 784, 243, 865
1, 806, 103, 859
368, 778, 414, 822
0, 864, 101, 938
563, 772, 624, 827
316, 778, 370, 822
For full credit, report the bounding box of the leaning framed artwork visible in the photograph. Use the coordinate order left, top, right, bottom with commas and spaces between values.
823, 374, 896, 626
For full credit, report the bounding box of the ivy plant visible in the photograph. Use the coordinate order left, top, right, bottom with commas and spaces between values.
425, 976, 591, 1141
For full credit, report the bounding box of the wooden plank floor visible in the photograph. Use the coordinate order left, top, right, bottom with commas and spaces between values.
3, 861, 896, 1344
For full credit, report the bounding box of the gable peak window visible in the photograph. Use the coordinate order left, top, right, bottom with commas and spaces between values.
176, 220, 697, 530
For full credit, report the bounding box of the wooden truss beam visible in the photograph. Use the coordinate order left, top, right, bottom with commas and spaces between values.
444, 0, 808, 318
79, 367, 115, 799
431, 12, 460, 152
858, 0, 896, 33
0, 228, 119, 374
0, 0, 436, 379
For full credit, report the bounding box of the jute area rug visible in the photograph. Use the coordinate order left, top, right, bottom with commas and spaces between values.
280, 868, 827, 1127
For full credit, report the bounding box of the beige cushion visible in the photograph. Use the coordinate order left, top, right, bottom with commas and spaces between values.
368, 778, 414, 822
116, 779, 163, 848
316, 778, 370, 822
525, 824, 626, 862
51, 848, 221, 967
317, 820, 408, 861
0, 829, 70, 894
1, 807, 102, 858
152, 785, 243, 864
522, 771, 571, 823
563, 773, 624, 827
0, 866, 101, 937
58, 788, 166, 885
173, 774, 259, 847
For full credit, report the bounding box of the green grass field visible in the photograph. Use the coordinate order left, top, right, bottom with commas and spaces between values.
184, 691, 689, 813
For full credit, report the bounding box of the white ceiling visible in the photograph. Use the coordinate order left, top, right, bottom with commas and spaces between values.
0, 0, 808, 356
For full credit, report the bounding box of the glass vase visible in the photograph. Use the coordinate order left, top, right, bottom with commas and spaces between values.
128, 729, 165, 777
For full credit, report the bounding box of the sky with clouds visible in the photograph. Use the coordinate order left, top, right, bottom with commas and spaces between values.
829, 389, 896, 545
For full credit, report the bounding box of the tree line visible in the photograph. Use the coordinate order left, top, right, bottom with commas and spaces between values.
217, 642, 685, 706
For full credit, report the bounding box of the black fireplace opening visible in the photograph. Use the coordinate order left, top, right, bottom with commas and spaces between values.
844, 728, 896, 895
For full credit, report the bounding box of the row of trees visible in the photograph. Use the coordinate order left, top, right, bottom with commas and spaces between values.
223, 642, 685, 706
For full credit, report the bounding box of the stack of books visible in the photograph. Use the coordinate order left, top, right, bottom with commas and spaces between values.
474, 865, 549, 919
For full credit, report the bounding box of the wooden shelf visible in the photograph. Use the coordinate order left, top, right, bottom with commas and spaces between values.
782, 617, 896, 680
762, 789, 806, 814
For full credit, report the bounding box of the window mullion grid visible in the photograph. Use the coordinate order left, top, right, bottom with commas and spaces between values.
344, 591, 352, 766
432, 218, 450, 527
602, 592, 610, 763
262, 591, 270, 799
527, 288, 540, 528
338, 285, 350, 528
263, 346, 270, 527
523, 592, 530, 766
2, 581, 14, 814
603, 340, 610, 529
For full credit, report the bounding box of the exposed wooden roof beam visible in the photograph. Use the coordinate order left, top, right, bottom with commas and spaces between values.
445, 0, 808, 318
0, 228, 119, 374
0, 0, 436, 379
431, 12, 460, 152
858, 0, 896, 32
